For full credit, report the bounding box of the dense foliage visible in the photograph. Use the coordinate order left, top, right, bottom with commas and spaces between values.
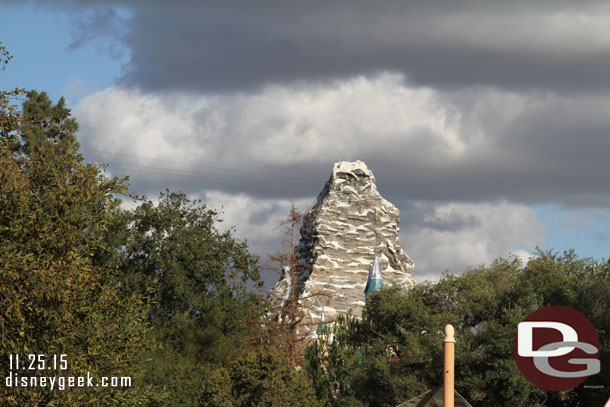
111, 191, 266, 406
0, 43, 277, 406
306, 252, 610, 407
202, 346, 324, 407
0, 85, 157, 405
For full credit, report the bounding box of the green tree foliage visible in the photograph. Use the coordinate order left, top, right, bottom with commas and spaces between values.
0, 44, 315, 405
307, 251, 610, 407
0, 42, 24, 140
306, 313, 367, 407
18, 90, 79, 155
0, 90, 159, 405
202, 346, 324, 407
109, 191, 265, 405
118, 191, 262, 325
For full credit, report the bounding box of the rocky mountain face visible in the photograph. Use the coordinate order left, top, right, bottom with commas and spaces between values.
270, 160, 415, 336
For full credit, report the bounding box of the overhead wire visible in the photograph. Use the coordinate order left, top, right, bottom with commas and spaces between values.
83, 148, 321, 186
82, 148, 319, 183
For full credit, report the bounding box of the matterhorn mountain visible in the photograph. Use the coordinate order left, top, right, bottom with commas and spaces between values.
270, 160, 415, 336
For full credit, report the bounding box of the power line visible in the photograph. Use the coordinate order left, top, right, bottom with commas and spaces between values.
92, 160, 321, 186
82, 148, 319, 183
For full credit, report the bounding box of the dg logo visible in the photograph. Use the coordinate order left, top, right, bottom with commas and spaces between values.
513, 305, 600, 391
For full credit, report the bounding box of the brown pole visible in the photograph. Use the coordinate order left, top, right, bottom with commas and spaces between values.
444, 324, 455, 407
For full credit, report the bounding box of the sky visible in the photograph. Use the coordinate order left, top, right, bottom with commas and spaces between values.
2, 0, 610, 285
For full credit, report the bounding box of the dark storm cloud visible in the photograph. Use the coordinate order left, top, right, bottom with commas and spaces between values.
123, 1, 610, 93
33, 0, 610, 93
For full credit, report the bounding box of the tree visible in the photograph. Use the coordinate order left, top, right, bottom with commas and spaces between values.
116, 190, 263, 350
305, 312, 367, 407
267, 205, 310, 364
0, 44, 322, 406
110, 191, 265, 405
202, 346, 324, 407
267, 204, 331, 367
0, 89, 159, 405
0, 42, 24, 143
306, 251, 610, 407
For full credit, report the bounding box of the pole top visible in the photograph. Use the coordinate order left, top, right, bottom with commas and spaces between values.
444, 324, 455, 343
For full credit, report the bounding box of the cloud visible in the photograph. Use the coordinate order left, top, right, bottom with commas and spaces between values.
72, 75, 556, 282
401, 201, 544, 282
200, 191, 313, 256
199, 193, 544, 286
42, 0, 610, 93
67, 6, 129, 60
7, 1, 609, 282
183, 191, 544, 287
74, 73, 461, 200
75, 73, 610, 207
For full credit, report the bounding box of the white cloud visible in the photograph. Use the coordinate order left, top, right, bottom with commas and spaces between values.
74, 73, 463, 172
75, 88, 203, 163
513, 249, 536, 266
199, 191, 313, 256
401, 201, 544, 282
75, 73, 610, 210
